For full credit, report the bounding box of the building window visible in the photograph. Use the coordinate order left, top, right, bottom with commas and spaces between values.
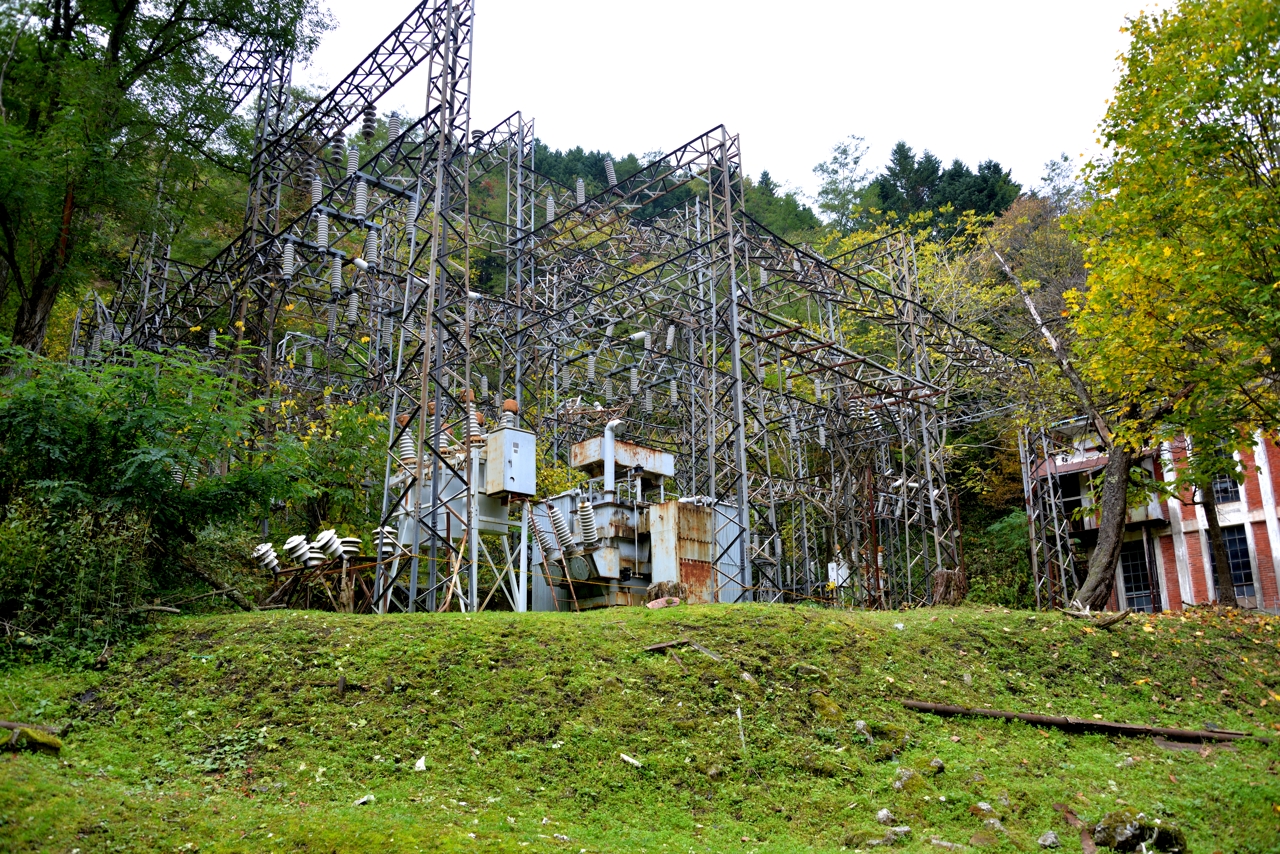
1209, 524, 1256, 600
1211, 474, 1240, 505
1119, 539, 1156, 613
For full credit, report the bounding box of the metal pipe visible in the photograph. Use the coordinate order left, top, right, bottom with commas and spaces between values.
603, 418, 623, 497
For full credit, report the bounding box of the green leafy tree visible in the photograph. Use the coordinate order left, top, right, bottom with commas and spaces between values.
743, 170, 821, 237
812, 134, 872, 232
0, 0, 326, 352
1067, 0, 1280, 605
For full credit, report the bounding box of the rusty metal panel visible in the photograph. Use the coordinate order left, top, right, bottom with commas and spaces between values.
649, 500, 680, 584
570, 437, 676, 477
680, 558, 715, 604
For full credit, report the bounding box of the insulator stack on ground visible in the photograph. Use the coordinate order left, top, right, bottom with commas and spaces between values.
283, 535, 310, 566
372, 526, 398, 557
252, 543, 279, 573
281, 241, 295, 279
354, 181, 368, 219
346, 291, 359, 326
575, 178, 585, 206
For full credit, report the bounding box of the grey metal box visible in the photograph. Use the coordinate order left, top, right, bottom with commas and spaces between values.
485, 427, 536, 497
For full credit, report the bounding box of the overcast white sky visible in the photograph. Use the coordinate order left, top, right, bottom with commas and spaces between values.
299, 0, 1152, 200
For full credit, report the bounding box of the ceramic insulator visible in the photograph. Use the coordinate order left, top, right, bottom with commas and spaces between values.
577, 497, 598, 546
345, 291, 359, 326
629, 366, 639, 396
346, 144, 359, 177
547, 504, 574, 554
604, 158, 617, 187
281, 241, 295, 279
586, 354, 596, 384
575, 178, 585, 206
354, 181, 368, 219
317, 213, 329, 249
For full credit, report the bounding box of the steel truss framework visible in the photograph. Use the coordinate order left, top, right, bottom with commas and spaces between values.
73, 0, 1021, 613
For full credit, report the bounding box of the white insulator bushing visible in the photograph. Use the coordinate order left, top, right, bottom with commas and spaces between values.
818, 423, 826, 447
629, 366, 639, 396
314, 529, 341, 558
575, 178, 585, 206
306, 548, 327, 567
786, 377, 794, 393
398, 429, 417, 463
327, 302, 338, 335
311, 173, 322, 206
547, 504, 575, 554
546, 196, 555, 221
364, 229, 379, 268
281, 241, 295, 279
305, 350, 313, 374
480, 374, 489, 399
208, 328, 217, 349
534, 515, 559, 562
324, 391, 332, 407
643, 386, 653, 414
669, 379, 678, 406
605, 378, 614, 402
317, 213, 329, 248
605, 321, 616, 338
346, 144, 359, 177
170, 463, 184, 486
71, 345, 83, 361
643, 331, 652, 351
387, 113, 401, 140
382, 315, 393, 341
253, 543, 279, 572
89, 331, 101, 356
406, 200, 418, 240
354, 180, 368, 219
122, 324, 132, 342
372, 526, 398, 555
604, 158, 617, 187
339, 536, 361, 557
813, 378, 822, 400
665, 323, 676, 350
788, 415, 798, 442
586, 354, 596, 384
467, 402, 481, 442
577, 497, 598, 547
330, 257, 343, 293
345, 290, 359, 326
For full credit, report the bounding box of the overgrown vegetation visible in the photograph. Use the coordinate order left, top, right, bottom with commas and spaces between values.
2, 605, 1276, 852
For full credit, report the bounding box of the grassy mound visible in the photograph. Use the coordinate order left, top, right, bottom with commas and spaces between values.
2, 605, 1277, 852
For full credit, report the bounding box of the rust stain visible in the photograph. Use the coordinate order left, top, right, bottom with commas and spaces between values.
680, 558, 714, 604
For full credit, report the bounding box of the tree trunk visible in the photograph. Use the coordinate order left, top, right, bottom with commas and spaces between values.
1073, 444, 1134, 609
11, 278, 60, 352
1201, 482, 1239, 608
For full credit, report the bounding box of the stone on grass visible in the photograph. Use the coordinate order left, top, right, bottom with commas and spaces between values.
892, 767, 920, 791
353, 794, 376, 806
1038, 830, 1061, 848
809, 691, 843, 722
1092, 809, 1186, 853
876, 808, 895, 825
983, 818, 1004, 832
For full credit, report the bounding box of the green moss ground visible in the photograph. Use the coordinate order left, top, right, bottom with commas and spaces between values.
2, 605, 1278, 853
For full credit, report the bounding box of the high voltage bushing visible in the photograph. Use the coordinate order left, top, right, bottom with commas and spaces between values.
330, 257, 343, 293
387, 112, 400, 140
818, 423, 826, 447
354, 180, 369, 220
327, 302, 338, 335
586, 354, 596, 384
281, 241, 295, 279
304, 350, 313, 374
547, 503, 576, 556
577, 494, 598, 547
364, 229, 379, 268
317, 213, 329, 249
546, 195, 555, 222
604, 158, 617, 187
643, 386, 653, 414
629, 366, 639, 396
345, 291, 359, 326
604, 378, 614, 402
330, 137, 344, 165
575, 178, 585, 206
346, 143, 360, 177
669, 378, 678, 406
311, 172, 323, 206
208, 328, 217, 349
665, 323, 676, 350
361, 104, 377, 141
480, 374, 489, 399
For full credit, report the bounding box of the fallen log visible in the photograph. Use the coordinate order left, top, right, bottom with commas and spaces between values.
0, 720, 62, 735
902, 700, 1271, 744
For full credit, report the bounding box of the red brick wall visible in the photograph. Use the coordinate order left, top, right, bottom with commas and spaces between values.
1158, 532, 1182, 611
1252, 521, 1279, 609
1183, 530, 1210, 603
